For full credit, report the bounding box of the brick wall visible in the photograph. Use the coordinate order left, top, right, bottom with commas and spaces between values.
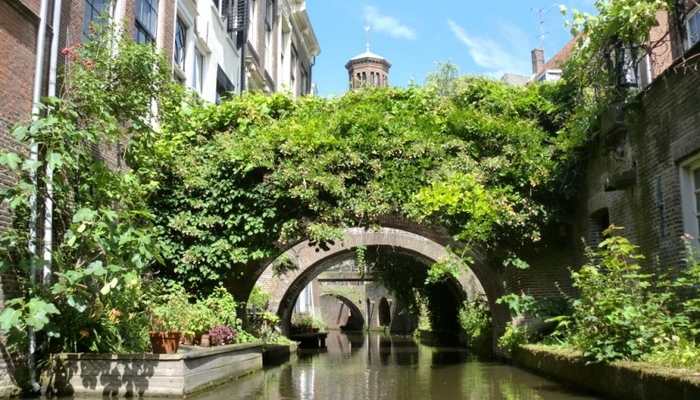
159, 0, 175, 66
566, 46, 700, 277
0, 0, 42, 394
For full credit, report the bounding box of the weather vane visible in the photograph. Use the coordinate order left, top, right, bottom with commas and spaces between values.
364, 26, 371, 52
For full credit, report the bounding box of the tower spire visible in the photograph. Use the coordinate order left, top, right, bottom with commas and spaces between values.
364, 26, 370, 52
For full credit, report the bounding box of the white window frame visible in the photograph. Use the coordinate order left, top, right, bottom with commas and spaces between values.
192, 48, 206, 95
680, 154, 700, 245
686, 6, 700, 50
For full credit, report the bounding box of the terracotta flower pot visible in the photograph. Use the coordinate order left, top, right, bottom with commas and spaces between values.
180, 333, 195, 345
149, 332, 182, 354
200, 333, 211, 347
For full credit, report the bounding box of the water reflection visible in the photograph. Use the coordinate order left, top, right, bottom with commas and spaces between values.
191, 331, 600, 400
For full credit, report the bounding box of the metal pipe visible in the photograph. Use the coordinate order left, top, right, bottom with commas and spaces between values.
28, 0, 50, 393
44, 0, 62, 286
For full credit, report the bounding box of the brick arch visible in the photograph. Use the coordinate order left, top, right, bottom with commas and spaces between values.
320, 293, 365, 330
254, 226, 511, 347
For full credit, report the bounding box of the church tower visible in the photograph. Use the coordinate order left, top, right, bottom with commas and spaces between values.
345, 27, 391, 89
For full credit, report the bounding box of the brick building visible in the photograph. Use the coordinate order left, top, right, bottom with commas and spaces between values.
502, 4, 700, 299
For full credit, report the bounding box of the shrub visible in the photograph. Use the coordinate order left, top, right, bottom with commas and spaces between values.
208, 325, 237, 346
566, 227, 687, 363
458, 295, 491, 346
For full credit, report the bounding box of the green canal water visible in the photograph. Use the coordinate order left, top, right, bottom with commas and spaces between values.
191, 331, 601, 400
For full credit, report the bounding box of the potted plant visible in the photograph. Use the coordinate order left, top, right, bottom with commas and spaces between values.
291, 312, 315, 333
311, 316, 327, 332
148, 286, 193, 354
186, 302, 216, 346
208, 325, 238, 346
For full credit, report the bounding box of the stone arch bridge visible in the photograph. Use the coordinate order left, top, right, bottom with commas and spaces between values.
254, 225, 509, 340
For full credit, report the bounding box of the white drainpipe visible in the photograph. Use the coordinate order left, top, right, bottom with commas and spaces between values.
45, 0, 62, 285
28, 0, 50, 392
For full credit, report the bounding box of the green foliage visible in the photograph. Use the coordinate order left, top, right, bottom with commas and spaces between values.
498, 322, 528, 351
458, 295, 492, 346
496, 293, 571, 319
563, 227, 700, 363
246, 284, 272, 311
0, 23, 174, 355
271, 253, 298, 277
560, 1, 677, 139
423, 60, 462, 97
153, 80, 582, 294
146, 282, 193, 333
200, 286, 240, 328
290, 312, 316, 331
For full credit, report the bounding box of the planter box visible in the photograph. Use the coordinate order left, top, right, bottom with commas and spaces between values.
49, 343, 263, 397
513, 345, 700, 400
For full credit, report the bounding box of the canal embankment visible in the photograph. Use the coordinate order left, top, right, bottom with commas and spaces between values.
47, 343, 263, 397
513, 344, 700, 400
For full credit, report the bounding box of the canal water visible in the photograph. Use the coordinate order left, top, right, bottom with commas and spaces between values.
192, 331, 601, 400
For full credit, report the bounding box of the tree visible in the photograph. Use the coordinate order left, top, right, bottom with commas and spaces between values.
424, 60, 462, 97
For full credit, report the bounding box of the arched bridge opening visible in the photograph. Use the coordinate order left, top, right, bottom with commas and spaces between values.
251, 226, 511, 348
319, 293, 365, 331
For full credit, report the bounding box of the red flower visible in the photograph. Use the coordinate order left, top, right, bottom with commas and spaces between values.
82, 59, 95, 68
75, 42, 83, 48
61, 47, 71, 56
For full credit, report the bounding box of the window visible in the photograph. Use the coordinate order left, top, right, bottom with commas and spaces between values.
83, 0, 111, 39
135, 0, 158, 44
249, 0, 257, 46
264, 30, 271, 71
589, 208, 610, 249
216, 65, 235, 104
681, 157, 700, 243
300, 69, 308, 95
215, 0, 247, 47
638, 53, 652, 87
192, 49, 205, 94
264, 0, 273, 30
174, 16, 187, 70
290, 46, 297, 93
687, 7, 700, 49
264, 2, 272, 72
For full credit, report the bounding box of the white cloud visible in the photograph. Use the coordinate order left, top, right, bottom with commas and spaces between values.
447, 20, 531, 77
363, 6, 416, 40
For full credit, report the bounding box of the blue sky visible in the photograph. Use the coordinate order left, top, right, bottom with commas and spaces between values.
306, 0, 595, 97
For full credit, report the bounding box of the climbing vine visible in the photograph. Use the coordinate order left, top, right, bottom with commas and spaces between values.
560, 0, 679, 140
153, 80, 581, 294
0, 24, 177, 355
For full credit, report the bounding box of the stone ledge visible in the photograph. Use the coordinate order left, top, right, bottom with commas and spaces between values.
262, 343, 297, 366
513, 345, 700, 400
49, 343, 263, 397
